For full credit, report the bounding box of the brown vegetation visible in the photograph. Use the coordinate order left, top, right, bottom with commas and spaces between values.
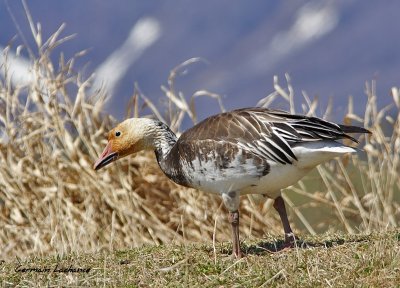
0, 16, 399, 261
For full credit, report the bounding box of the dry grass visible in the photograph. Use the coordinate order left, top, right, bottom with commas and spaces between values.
0, 12, 399, 263
1, 231, 399, 287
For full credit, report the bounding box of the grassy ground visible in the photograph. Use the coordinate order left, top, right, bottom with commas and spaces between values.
1, 230, 399, 287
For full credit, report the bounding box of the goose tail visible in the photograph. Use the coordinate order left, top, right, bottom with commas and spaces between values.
339, 124, 371, 135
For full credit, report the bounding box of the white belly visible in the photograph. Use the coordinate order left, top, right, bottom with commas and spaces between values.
187, 160, 312, 199
185, 140, 355, 199
241, 163, 313, 198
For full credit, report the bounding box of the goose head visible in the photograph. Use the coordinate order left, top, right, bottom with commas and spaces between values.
94, 118, 160, 170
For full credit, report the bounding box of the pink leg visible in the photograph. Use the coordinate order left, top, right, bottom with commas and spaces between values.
273, 196, 296, 246
229, 210, 244, 258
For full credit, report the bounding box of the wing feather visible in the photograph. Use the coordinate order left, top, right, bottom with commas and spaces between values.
179, 107, 369, 166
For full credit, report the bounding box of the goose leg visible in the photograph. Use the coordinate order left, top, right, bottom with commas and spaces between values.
229, 210, 243, 258
222, 191, 243, 258
273, 195, 296, 246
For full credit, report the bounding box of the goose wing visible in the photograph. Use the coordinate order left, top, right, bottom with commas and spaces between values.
179, 108, 368, 166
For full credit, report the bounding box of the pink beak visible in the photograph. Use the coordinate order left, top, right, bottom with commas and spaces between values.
93, 142, 119, 170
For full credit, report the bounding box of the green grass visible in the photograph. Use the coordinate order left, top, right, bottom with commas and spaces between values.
1, 230, 399, 287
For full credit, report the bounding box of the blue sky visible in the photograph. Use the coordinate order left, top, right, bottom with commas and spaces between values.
1, 1, 398, 124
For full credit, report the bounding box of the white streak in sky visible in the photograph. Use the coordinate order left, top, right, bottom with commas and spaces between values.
92, 17, 161, 102
0, 46, 32, 86
250, 2, 339, 73
205, 2, 340, 92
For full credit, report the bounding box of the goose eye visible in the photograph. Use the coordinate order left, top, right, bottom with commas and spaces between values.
115, 131, 121, 137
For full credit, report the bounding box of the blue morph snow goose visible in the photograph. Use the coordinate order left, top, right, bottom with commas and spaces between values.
94, 107, 370, 258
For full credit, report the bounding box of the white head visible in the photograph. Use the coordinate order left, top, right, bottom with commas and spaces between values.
94, 118, 162, 170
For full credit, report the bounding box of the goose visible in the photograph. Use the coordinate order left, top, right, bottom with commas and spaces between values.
94, 107, 370, 258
